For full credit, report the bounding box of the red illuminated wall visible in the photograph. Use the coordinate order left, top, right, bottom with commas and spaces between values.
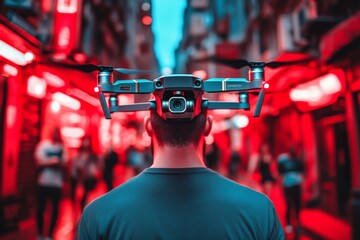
1, 69, 23, 198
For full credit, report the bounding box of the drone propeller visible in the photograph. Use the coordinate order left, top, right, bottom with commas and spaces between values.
207, 56, 250, 69
36, 60, 153, 75
198, 56, 313, 69
112, 67, 153, 75
264, 58, 314, 68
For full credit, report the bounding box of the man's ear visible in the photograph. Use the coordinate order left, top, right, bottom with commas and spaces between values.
204, 115, 213, 137
144, 116, 153, 137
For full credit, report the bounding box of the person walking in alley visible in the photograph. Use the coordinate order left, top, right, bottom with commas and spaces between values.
71, 137, 100, 211
34, 127, 66, 240
77, 108, 284, 239
277, 146, 304, 234
247, 143, 276, 196
102, 146, 118, 192
258, 143, 276, 196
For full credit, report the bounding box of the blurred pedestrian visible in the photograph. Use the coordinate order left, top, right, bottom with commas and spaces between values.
102, 146, 118, 192
72, 137, 100, 210
126, 144, 145, 175
258, 143, 275, 196
70, 146, 86, 203
228, 151, 241, 180
205, 141, 220, 171
34, 127, 66, 240
247, 143, 275, 195
277, 146, 304, 233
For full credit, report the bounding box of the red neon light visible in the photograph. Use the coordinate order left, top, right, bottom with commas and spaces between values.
24, 52, 35, 62
289, 73, 342, 103
61, 127, 85, 138
57, 0, 78, 13
73, 52, 87, 63
319, 73, 342, 94
42, 0, 52, 13
3, 64, 18, 76
290, 86, 322, 102
27, 76, 47, 99
58, 27, 71, 47
0, 40, 28, 66
52, 92, 81, 110
6, 105, 16, 128
192, 70, 207, 79
51, 101, 61, 113
43, 72, 65, 88
66, 138, 82, 148
142, 16, 152, 25
62, 112, 82, 124
53, 0, 79, 55
232, 115, 249, 128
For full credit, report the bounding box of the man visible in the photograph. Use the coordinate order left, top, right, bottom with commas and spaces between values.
77, 110, 284, 239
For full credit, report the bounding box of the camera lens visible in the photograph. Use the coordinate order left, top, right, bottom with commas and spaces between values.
155, 81, 162, 87
169, 97, 186, 113
173, 100, 181, 108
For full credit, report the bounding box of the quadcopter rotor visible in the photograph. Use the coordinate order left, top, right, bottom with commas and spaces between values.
35, 60, 153, 75
198, 56, 314, 69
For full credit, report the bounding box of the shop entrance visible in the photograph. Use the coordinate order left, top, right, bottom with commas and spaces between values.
316, 108, 351, 218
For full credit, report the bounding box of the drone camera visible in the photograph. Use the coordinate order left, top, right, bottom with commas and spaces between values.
168, 96, 187, 113
152, 74, 204, 120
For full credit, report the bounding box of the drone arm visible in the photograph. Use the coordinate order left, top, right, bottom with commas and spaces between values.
110, 101, 156, 112
254, 89, 265, 117
98, 92, 112, 119
202, 100, 250, 110
109, 79, 154, 93
204, 78, 262, 92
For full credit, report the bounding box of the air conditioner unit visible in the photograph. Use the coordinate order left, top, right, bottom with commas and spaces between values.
277, 13, 301, 53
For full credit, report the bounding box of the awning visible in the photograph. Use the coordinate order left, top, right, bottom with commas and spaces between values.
320, 12, 360, 65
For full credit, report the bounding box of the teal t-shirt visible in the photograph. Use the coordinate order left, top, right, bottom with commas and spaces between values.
77, 168, 284, 240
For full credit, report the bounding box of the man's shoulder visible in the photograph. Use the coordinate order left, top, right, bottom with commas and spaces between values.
210, 171, 272, 205
84, 175, 141, 211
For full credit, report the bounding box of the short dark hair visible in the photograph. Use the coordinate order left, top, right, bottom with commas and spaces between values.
150, 111, 207, 147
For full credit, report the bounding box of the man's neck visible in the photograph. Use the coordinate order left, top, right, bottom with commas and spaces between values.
151, 143, 206, 168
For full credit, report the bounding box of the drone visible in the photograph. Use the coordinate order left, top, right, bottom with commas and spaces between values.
41, 56, 313, 120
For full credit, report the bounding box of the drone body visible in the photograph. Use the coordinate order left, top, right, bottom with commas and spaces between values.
42, 56, 312, 120
97, 70, 265, 120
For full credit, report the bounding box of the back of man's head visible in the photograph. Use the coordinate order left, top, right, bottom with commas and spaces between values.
150, 111, 207, 147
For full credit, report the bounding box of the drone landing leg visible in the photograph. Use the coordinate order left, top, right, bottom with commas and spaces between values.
254, 89, 265, 117
98, 92, 112, 119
